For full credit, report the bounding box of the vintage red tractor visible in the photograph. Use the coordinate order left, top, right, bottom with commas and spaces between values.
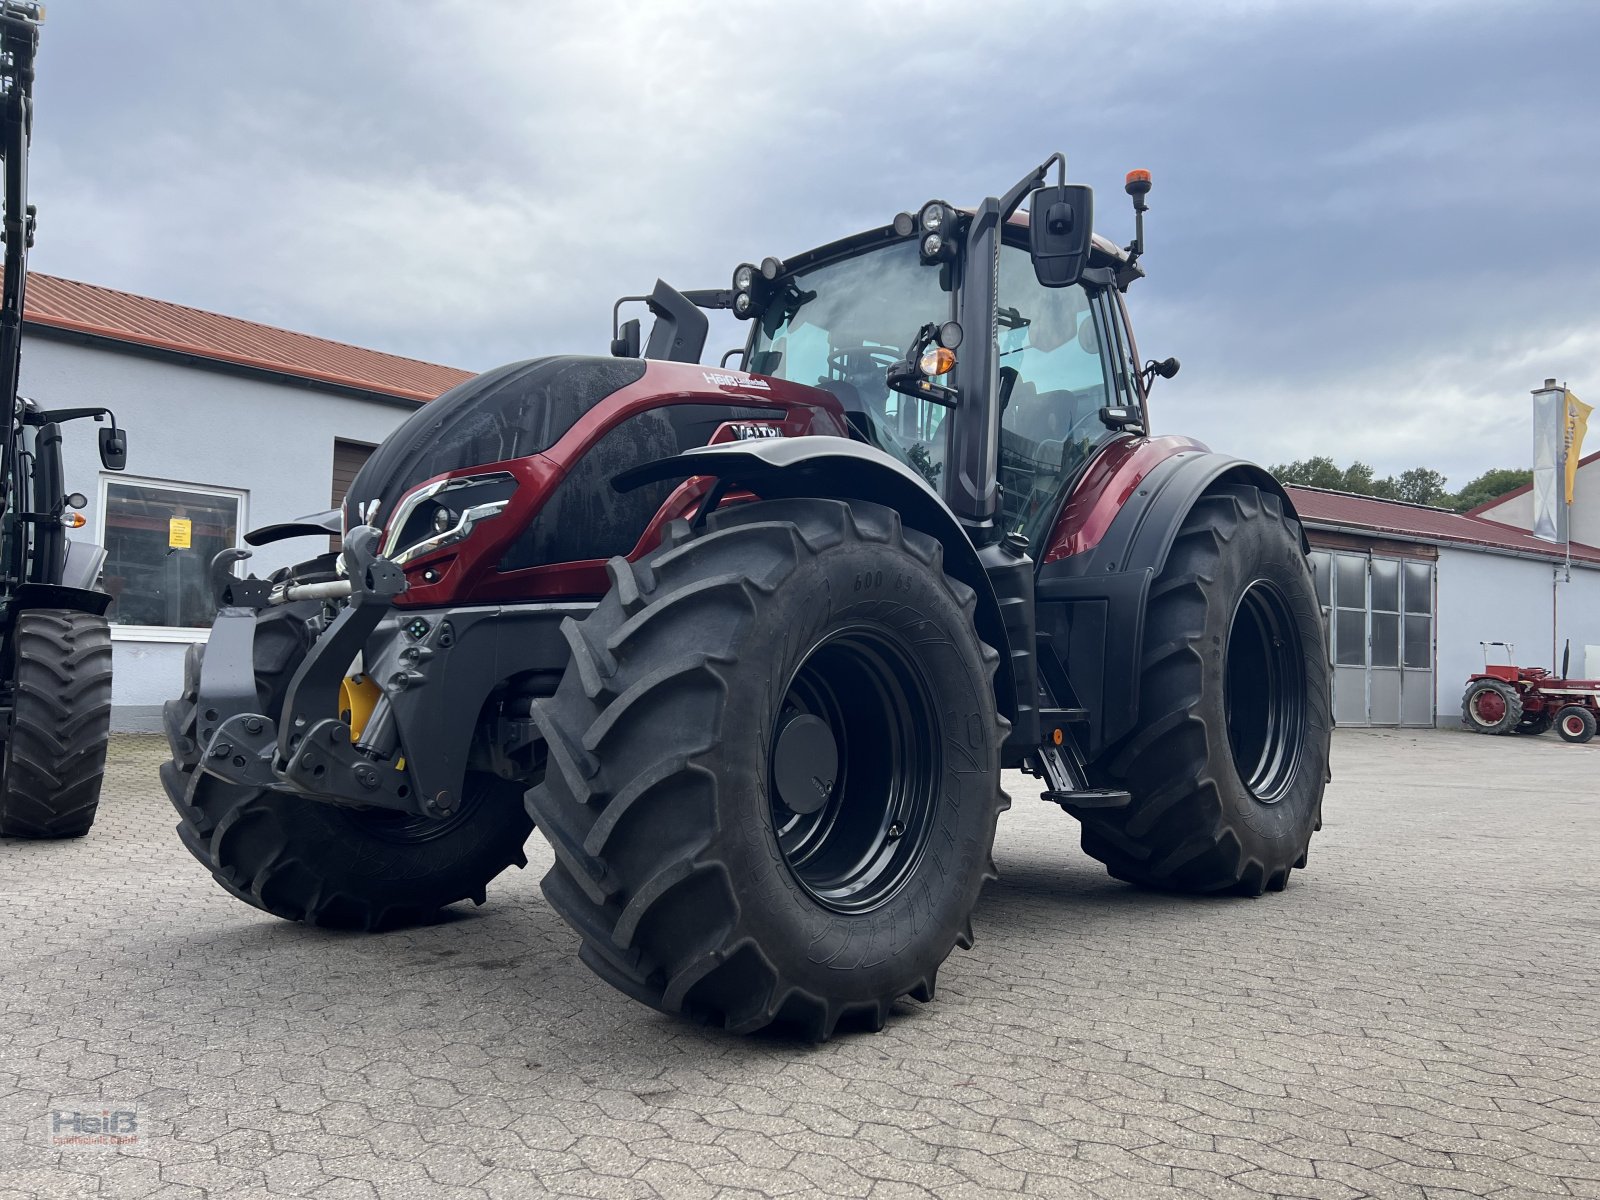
1462, 642, 1599, 743
164, 156, 1333, 1039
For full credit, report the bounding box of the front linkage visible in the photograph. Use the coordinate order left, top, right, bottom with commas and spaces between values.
194, 525, 580, 821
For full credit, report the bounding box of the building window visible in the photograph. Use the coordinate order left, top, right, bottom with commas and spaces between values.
100, 478, 244, 629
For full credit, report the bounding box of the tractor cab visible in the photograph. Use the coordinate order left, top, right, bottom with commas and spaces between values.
735, 226, 1144, 549
616, 156, 1169, 554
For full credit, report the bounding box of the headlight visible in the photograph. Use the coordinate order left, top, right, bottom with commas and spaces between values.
382, 471, 517, 566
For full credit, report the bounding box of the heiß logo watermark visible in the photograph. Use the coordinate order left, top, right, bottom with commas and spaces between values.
47, 1106, 140, 1149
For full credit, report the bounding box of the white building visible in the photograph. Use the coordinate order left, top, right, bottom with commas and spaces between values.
20, 275, 468, 730
1288, 485, 1600, 728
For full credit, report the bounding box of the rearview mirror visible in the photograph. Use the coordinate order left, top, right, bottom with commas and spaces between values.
1028, 184, 1094, 288
98, 426, 127, 471
610, 317, 641, 358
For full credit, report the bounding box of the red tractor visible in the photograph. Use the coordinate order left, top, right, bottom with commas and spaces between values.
1462, 642, 1599, 743
164, 156, 1332, 1039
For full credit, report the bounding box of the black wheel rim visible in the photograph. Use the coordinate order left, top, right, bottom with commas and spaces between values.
1225, 579, 1308, 804
768, 625, 941, 913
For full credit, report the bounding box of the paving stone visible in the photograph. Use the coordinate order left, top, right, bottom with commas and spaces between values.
0, 728, 1595, 1198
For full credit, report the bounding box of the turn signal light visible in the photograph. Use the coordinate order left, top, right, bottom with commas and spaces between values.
62, 512, 85, 528
918, 346, 956, 377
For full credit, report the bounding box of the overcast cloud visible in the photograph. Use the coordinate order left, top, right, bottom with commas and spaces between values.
27, 0, 1600, 486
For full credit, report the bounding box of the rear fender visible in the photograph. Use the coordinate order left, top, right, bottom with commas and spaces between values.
1036, 445, 1305, 758
617, 437, 1022, 738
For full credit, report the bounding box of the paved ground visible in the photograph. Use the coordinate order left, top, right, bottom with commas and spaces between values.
1, 728, 1596, 1200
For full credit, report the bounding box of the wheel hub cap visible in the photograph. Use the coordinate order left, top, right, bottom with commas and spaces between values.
772, 712, 837, 816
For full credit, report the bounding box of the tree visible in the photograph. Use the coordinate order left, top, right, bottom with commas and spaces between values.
1270, 457, 1351, 490
1450, 467, 1532, 514
1394, 467, 1451, 506
1268, 458, 1534, 513
1269, 458, 1440, 502
1340, 462, 1378, 494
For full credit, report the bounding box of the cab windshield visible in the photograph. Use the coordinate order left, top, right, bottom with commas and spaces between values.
748, 239, 954, 488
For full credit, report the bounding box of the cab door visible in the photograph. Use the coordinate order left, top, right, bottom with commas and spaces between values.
995, 244, 1120, 547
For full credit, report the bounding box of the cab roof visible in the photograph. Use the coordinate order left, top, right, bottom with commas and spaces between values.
775, 211, 1131, 279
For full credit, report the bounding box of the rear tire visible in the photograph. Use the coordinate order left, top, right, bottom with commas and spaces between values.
0, 610, 113, 839
1081, 484, 1331, 895
1555, 705, 1596, 744
161, 599, 533, 929
1462, 679, 1521, 734
525, 499, 1008, 1039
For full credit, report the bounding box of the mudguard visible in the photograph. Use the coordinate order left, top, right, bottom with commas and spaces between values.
245, 508, 342, 547
618, 436, 1022, 736
1036, 448, 1303, 759
10, 581, 112, 617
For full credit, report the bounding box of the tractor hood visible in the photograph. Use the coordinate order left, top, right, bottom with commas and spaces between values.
343, 355, 646, 533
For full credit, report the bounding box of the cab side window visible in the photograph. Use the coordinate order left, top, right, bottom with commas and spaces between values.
996, 245, 1114, 543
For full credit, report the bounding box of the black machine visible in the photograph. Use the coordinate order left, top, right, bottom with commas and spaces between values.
0, 2, 129, 840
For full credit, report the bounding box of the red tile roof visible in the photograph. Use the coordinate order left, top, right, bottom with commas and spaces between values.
1286, 485, 1600, 565
23, 274, 473, 403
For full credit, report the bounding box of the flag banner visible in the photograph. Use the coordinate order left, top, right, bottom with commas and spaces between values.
1565, 390, 1592, 506
1532, 387, 1562, 541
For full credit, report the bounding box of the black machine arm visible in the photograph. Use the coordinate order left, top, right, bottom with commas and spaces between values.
0, 2, 40, 521
610, 283, 734, 362
24, 404, 119, 426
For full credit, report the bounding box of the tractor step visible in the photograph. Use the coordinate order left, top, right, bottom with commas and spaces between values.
1045, 788, 1132, 817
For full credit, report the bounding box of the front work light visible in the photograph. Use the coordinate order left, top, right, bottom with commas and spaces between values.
916, 200, 959, 265
919, 200, 953, 232
731, 259, 779, 321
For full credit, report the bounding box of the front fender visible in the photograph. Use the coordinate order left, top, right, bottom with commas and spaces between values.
618, 437, 1024, 743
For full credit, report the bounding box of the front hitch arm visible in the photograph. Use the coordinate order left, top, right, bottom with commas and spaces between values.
276, 527, 405, 743
198, 526, 438, 817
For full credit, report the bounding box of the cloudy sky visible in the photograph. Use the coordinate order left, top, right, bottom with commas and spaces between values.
28, 0, 1600, 486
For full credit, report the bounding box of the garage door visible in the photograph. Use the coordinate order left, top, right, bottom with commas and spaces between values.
331, 438, 375, 509
1309, 550, 1434, 727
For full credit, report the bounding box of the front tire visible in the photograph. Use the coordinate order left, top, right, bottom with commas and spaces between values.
161, 600, 533, 929
0, 610, 114, 839
525, 499, 1008, 1039
1082, 483, 1332, 895
1555, 706, 1596, 744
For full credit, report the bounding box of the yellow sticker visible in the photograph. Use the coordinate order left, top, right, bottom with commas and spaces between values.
168, 517, 192, 549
